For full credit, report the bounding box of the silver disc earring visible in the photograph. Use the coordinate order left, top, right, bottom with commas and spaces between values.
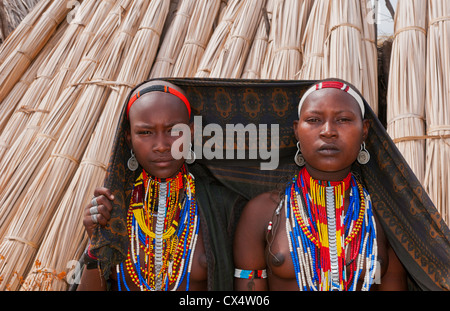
357, 142, 370, 165
127, 150, 139, 171
294, 142, 306, 166
185, 143, 196, 165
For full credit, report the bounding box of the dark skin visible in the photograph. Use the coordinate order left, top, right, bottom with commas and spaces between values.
78, 81, 207, 291
233, 88, 408, 291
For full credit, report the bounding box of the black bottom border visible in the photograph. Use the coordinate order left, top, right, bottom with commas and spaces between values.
2, 290, 446, 309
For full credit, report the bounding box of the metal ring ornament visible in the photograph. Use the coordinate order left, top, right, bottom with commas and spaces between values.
89, 205, 99, 215
91, 214, 99, 224
91, 196, 98, 207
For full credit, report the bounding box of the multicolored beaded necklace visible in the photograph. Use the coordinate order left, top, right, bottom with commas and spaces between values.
285, 167, 377, 291
116, 165, 200, 291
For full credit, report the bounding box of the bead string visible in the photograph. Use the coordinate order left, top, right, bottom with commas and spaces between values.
285, 167, 377, 291
154, 182, 167, 290
116, 166, 199, 291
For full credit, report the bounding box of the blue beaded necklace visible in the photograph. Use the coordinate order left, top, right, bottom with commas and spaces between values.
116, 169, 199, 291
285, 168, 378, 291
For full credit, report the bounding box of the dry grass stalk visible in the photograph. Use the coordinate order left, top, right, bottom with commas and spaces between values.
0, 19, 68, 136
22, 0, 170, 291
0, 0, 70, 103
259, 0, 275, 79
260, 0, 313, 80
209, 0, 265, 78
195, 0, 243, 77
0, 0, 123, 240
0, 0, 6, 44
159, 0, 181, 39
301, 0, 377, 110
241, 0, 273, 79
0, 0, 149, 291
171, 0, 221, 77
0, 0, 101, 162
359, 0, 378, 113
0, 0, 51, 64
387, 0, 427, 184
1, 0, 42, 37
324, 0, 378, 112
298, 0, 332, 80
424, 0, 450, 225
149, 0, 196, 78
0, 0, 126, 185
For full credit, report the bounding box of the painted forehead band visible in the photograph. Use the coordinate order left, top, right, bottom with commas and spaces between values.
298, 81, 365, 117
126, 84, 191, 119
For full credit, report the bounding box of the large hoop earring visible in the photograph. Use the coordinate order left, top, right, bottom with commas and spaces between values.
357, 142, 370, 165
294, 142, 306, 166
127, 150, 139, 171
185, 143, 196, 165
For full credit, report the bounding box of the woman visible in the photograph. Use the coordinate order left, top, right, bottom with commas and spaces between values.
233, 79, 408, 291
77, 80, 246, 291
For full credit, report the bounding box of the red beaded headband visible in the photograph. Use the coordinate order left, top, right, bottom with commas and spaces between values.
126, 85, 191, 119
298, 81, 365, 117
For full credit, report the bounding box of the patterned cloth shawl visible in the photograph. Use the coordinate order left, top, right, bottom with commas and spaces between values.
90, 78, 450, 291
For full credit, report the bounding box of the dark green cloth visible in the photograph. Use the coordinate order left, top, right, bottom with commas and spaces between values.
90, 77, 450, 291
190, 163, 247, 290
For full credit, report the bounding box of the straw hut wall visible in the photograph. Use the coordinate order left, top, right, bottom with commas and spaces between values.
424, 0, 450, 227
0, 0, 447, 291
387, 0, 427, 185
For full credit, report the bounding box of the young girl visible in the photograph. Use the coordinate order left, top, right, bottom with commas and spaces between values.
233, 79, 408, 291
77, 80, 246, 291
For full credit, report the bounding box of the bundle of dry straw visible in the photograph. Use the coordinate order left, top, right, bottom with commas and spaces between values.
0, 0, 70, 103
0, 0, 447, 292
149, 0, 195, 78
208, 0, 264, 78
0, 0, 125, 241
424, 0, 450, 225
195, 0, 242, 77
241, 0, 273, 79
387, 0, 427, 185
171, 0, 221, 77
22, 0, 170, 291
0, 0, 99, 164
0, 0, 145, 290
0, 0, 41, 43
324, 0, 378, 114
359, 0, 378, 112
260, 0, 313, 79
298, 0, 332, 80
0, 19, 68, 135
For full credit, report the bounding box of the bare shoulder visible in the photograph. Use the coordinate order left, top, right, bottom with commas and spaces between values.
243, 191, 281, 218
236, 190, 282, 237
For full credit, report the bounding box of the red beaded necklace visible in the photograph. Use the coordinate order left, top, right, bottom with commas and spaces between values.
286, 167, 377, 291
118, 166, 199, 291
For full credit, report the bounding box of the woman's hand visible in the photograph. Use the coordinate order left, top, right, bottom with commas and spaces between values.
83, 187, 114, 238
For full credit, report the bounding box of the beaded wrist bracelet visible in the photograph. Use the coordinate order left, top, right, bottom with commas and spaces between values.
234, 269, 267, 279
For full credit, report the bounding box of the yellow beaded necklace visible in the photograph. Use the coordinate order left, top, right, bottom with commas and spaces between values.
118, 166, 199, 291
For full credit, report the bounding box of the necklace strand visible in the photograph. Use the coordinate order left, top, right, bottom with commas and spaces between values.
285, 167, 377, 291
116, 167, 199, 291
